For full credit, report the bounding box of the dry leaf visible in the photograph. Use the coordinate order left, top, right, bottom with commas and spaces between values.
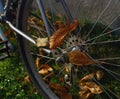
49, 20, 78, 49
36, 57, 41, 67
49, 83, 68, 93
45, 11, 51, 19
65, 66, 71, 73
39, 69, 48, 75
5, 28, 12, 36
49, 82, 71, 98
96, 70, 104, 81
69, 20, 79, 32
58, 92, 72, 99
79, 91, 93, 99
54, 20, 65, 29
38, 64, 53, 75
28, 17, 44, 26
80, 73, 95, 83
24, 75, 31, 83
67, 50, 94, 66
28, 17, 37, 25
36, 37, 48, 47
81, 82, 103, 94
36, 20, 43, 26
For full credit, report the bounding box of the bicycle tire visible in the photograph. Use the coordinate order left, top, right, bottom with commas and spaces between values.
17, 0, 120, 99
16, 0, 58, 99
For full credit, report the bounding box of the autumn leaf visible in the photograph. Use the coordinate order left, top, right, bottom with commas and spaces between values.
65, 66, 71, 73
38, 64, 53, 75
80, 82, 103, 94
54, 20, 65, 29
45, 11, 52, 19
36, 57, 41, 67
57, 92, 72, 99
96, 70, 104, 81
49, 83, 72, 98
49, 20, 78, 49
24, 75, 31, 83
49, 83, 68, 93
79, 90, 93, 99
5, 28, 12, 36
80, 73, 95, 83
36, 37, 48, 47
67, 50, 94, 66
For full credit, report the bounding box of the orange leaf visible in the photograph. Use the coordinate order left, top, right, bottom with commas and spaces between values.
49, 83, 68, 93
49, 20, 78, 49
59, 92, 72, 99
36, 37, 48, 47
54, 20, 65, 29
80, 73, 95, 83
69, 20, 78, 32
36, 57, 41, 67
79, 90, 93, 99
5, 28, 12, 36
49, 83, 71, 98
96, 70, 104, 81
38, 64, 53, 75
67, 50, 94, 66
24, 75, 31, 83
80, 82, 103, 94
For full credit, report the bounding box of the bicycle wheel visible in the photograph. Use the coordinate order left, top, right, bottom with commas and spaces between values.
17, 0, 120, 98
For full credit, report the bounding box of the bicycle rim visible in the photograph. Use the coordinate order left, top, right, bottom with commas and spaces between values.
17, 0, 120, 98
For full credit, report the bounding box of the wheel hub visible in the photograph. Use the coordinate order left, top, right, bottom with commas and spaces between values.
56, 34, 93, 66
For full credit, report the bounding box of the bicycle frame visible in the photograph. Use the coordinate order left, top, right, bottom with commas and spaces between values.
0, 0, 73, 49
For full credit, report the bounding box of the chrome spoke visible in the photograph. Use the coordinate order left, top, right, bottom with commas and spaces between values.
86, 27, 120, 42
100, 62, 120, 67
85, 52, 120, 81
85, 0, 112, 40
86, 39, 120, 45
30, 52, 55, 60
96, 57, 120, 61
93, 78, 120, 99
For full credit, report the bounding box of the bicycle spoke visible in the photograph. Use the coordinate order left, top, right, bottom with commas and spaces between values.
81, 67, 112, 99
96, 57, 120, 61
30, 52, 55, 60
86, 39, 120, 45
100, 61, 120, 67
85, 52, 120, 80
86, 27, 120, 43
84, 0, 112, 40
93, 78, 120, 99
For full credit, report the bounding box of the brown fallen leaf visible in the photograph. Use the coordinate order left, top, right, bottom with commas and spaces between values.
38, 64, 53, 75
96, 70, 104, 81
39, 69, 48, 75
65, 66, 71, 73
81, 82, 103, 94
36, 37, 48, 47
5, 28, 12, 36
67, 50, 94, 66
80, 73, 95, 83
24, 75, 31, 83
28, 17, 36, 25
45, 11, 51, 19
36, 57, 41, 67
49, 83, 68, 93
56, 91, 72, 99
49, 82, 71, 98
49, 20, 78, 49
54, 20, 65, 29
79, 90, 93, 99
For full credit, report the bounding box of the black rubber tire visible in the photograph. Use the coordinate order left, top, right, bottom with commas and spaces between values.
16, 0, 58, 99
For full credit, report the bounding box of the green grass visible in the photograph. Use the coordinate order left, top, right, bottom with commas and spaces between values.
0, 43, 43, 99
